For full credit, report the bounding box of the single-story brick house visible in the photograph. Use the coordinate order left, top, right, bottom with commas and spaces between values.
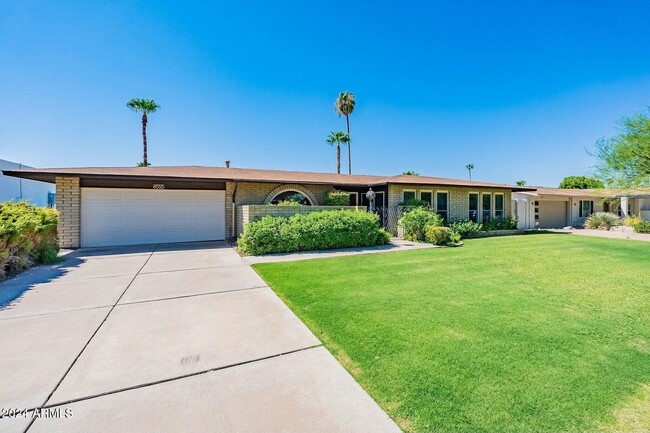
512, 187, 650, 229
2, 165, 534, 248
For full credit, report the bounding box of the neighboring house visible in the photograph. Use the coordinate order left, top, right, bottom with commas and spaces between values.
0, 159, 55, 207
2, 165, 533, 248
512, 187, 650, 229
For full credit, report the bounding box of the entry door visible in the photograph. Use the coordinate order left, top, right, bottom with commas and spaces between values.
81, 188, 226, 247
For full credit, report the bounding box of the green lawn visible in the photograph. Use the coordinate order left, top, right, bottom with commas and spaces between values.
253, 233, 650, 433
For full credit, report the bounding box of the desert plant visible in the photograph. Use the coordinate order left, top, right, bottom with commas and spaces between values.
425, 226, 462, 246
275, 193, 305, 206
634, 221, 650, 233
0, 201, 59, 279
448, 219, 483, 238
585, 212, 621, 230
398, 207, 443, 242
624, 214, 643, 227
323, 191, 351, 206
238, 210, 389, 255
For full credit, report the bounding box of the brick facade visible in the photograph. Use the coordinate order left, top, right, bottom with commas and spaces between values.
54, 177, 516, 246
227, 181, 337, 239
387, 184, 512, 222
55, 177, 81, 248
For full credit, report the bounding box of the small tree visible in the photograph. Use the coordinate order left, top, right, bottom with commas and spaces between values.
559, 176, 604, 189
402, 170, 420, 176
594, 110, 650, 187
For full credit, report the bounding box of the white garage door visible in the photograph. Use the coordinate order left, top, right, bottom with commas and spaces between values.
81, 188, 226, 247
538, 201, 567, 229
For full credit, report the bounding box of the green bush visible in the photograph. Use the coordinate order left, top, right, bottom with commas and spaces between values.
425, 226, 461, 246
323, 191, 351, 206
0, 201, 59, 279
398, 207, 443, 242
585, 212, 621, 230
399, 198, 430, 207
624, 214, 643, 227
482, 216, 518, 231
448, 219, 483, 238
238, 210, 390, 255
634, 221, 650, 233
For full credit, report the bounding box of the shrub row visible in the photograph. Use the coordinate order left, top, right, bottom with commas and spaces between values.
238, 210, 390, 255
1, 201, 59, 279
635, 221, 650, 233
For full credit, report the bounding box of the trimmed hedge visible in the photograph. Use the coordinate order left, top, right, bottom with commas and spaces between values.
1, 201, 59, 279
323, 191, 351, 206
238, 210, 390, 255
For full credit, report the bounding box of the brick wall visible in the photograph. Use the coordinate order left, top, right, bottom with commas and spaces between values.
236, 205, 363, 236
387, 184, 512, 223
55, 177, 80, 248
227, 181, 338, 239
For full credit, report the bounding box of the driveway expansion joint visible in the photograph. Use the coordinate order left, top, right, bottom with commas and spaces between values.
21, 244, 161, 433
39, 343, 324, 410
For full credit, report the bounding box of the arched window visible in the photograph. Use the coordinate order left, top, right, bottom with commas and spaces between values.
270, 190, 313, 205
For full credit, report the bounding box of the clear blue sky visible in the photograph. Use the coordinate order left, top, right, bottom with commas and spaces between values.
2, 1, 650, 186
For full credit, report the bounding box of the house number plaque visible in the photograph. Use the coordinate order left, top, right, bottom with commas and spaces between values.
153, 184, 165, 189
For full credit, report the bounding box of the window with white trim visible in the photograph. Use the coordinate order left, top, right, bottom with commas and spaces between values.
420, 191, 433, 207
482, 193, 492, 222
402, 190, 416, 203
494, 193, 504, 218
579, 200, 593, 218
469, 193, 479, 222
436, 192, 448, 221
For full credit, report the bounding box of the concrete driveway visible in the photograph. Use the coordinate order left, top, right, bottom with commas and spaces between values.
0, 242, 400, 433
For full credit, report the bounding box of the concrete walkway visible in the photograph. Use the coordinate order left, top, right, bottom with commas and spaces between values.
0, 242, 400, 433
244, 238, 435, 264
549, 228, 650, 242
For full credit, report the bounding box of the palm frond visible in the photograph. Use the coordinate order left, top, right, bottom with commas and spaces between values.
127, 98, 161, 113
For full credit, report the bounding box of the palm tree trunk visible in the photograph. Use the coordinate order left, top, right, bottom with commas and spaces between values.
142, 112, 148, 166
346, 115, 351, 174
336, 144, 341, 174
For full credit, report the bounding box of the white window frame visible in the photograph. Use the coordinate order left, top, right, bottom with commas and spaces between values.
494, 193, 505, 219
579, 200, 594, 218
345, 191, 359, 206
402, 189, 417, 203
481, 192, 492, 223
419, 190, 433, 207
435, 191, 449, 220
468, 192, 479, 222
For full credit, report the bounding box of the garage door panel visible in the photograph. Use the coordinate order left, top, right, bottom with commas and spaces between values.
81, 188, 226, 247
538, 201, 567, 229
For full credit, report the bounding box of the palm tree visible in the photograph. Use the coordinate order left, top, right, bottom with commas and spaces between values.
466, 163, 474, 180
127, 98, 160, 167
516, 180, 527, 186
326, 131, 350, 174
334, 91, 356, 174
402, 170, 419, 176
